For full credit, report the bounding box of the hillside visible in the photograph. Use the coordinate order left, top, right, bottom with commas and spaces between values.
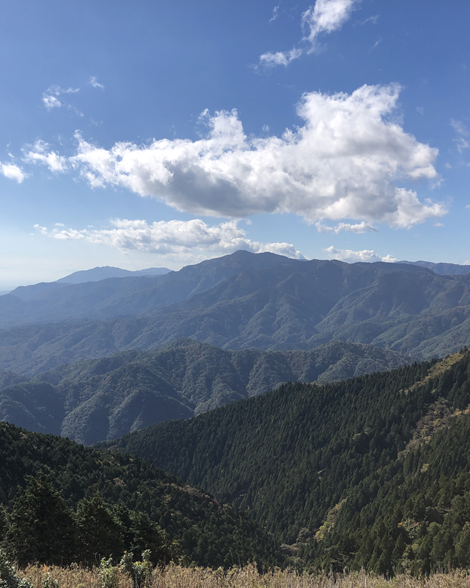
0, 421, 281, 569
0, 339, 409, 444
107, 349, 470, 574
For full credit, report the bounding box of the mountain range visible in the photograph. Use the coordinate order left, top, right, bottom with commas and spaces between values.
0, 252, 470, 377
0, 338, 409, 444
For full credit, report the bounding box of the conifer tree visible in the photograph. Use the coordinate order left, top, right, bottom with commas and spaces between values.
5, 473, 76, 566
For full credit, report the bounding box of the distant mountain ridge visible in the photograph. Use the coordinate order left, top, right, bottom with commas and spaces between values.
57, 265, 172, 284
0, 338, 410, 444
1, 251, 470, 375
399, 260, 470, 275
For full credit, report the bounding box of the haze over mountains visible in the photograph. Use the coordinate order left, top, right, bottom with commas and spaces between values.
0, 252, 470, 378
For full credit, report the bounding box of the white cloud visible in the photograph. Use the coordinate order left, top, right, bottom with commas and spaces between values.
315, 220, 377, 234
259, 0, 358, 68
0, 162, 25, 183
259, 48, 303, 67
323, 245, 396, 263
42, 85, 80, 111
23, 140, 68, 173
89, 76, 105, 89
43, 95, 62, 110
269, 5, 280, 23
302, 0, 358, 50
64, 84, 444, 228
34, 218, 305, 259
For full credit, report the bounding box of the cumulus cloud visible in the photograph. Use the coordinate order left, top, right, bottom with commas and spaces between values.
0, 162, 25, 183
34, 218, 305, 259
23, 140, 68, 173
259, 0, 358, 68
61, 84, 444, 228
323, 245, 396, 263
315, 221, 377, 234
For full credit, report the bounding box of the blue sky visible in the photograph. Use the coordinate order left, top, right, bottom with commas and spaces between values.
1, 0, 469, 289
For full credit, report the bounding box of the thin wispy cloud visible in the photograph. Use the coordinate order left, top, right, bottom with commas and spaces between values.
354, 14, 379, 26
269, 5, 280, 23
315, 221, 378, 234
42, 78, 104, 114
34, 218, 305, 259
370, 39, 382, 51
259, 0, 359, 68
451, 119, 470, 153
89, 76, 105, 90
42, 85, 80, 111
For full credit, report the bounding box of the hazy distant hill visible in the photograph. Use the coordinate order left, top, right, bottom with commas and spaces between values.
400, 260, 470, 275
1, 251, 297, 327
1, 252, 470, 374
57, 265, 171, 284
0, 338, 410, 444
108, 350, 470, 574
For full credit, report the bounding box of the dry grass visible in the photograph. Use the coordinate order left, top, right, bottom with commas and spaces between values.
18, 564, 470, 588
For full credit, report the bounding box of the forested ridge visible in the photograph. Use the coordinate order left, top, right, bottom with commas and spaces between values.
0, 338, 409, 444
0, 422, 281, 569
3, 252, 470, 377
108, 349, 470, 574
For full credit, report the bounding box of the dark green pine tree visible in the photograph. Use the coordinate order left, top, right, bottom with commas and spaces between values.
5, 472, 76, 567
75, 493, 124, 565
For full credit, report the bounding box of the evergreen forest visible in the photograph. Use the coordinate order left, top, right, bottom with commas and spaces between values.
0, 422, 281, 569
108, 349, 470, 574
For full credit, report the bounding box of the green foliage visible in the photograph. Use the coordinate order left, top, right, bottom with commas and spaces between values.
0, 549, 33, 588
0, 422, 281, 569
111, 350, 470, 574
75, 494, 124, 565
120, 550, 152, 588
98, 558, 119, 588
5, 473, 76, 567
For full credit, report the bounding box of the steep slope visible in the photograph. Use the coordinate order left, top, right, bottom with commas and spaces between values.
0, 422, 281, 569
0, 339, 409, 444
107, 350, 470, 574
